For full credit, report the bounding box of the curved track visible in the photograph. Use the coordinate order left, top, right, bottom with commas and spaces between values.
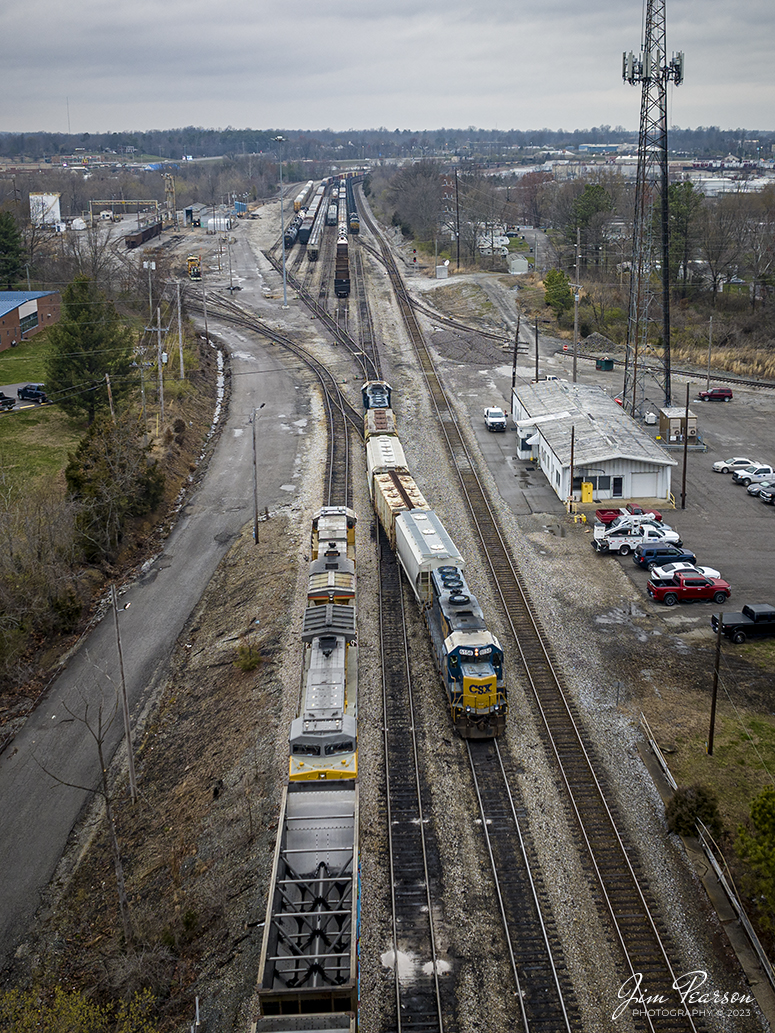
195, 289, 360, 508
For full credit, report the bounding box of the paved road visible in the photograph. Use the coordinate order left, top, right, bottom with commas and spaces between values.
0, 225, 309, 967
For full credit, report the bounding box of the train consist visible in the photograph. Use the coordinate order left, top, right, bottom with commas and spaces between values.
345, 177, 360, 235
362, 381, 507, 738
334, 183, 351, 297
256, 507, 359, 1031
125, 220, 162, 249
298, 183, 326, 246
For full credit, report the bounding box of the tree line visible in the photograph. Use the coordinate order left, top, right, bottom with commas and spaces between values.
2, 124, 773, 162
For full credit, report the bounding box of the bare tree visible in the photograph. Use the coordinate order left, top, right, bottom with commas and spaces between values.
35, 677, 134, 945
697, 193, 745, 303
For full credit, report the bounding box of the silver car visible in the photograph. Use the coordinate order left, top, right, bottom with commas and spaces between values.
747, 479, 775, 497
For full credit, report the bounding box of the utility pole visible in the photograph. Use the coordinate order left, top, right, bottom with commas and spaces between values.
156, 306, 165, 426
273, 136, 288, 308
177, 280, 185, 380
622, 1, 684, 416
572, 227, 580, 383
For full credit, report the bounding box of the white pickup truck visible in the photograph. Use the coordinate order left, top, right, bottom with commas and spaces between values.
483, 406, 508, 432
593, 522, 682, 556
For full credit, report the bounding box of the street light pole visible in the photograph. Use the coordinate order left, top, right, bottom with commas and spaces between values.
252, 403, 265, 543
273, 135, 288, 308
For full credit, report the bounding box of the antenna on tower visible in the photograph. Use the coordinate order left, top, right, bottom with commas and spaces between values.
622, 1, 684, 415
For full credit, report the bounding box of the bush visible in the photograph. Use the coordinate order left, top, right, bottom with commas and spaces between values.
666, 784, 723, 839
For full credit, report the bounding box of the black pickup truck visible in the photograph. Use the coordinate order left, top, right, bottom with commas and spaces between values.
711, 604, 775, 643
0, 392, 15, 412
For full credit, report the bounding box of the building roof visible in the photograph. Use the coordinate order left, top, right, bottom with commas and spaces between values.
0, 291, 58, 319
515, 381, 677, 469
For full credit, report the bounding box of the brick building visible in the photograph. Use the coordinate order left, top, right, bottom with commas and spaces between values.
0, 291, 61, 351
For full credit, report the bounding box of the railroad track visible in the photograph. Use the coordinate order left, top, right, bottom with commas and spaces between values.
379, 532, 457, 1033
467, 739, 577, 1032
358, 200, 708, 1033
262, 250, 382, 383
195, 290, 360, 508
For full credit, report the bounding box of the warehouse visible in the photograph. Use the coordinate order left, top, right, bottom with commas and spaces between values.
511, 380, 676, 503
0, 291, 61, 352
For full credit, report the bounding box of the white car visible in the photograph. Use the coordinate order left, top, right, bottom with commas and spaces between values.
650, 561, 722, 581
712, 456, 756, 474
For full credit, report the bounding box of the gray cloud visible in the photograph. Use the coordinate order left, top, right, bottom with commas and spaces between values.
1, 0, 773, 133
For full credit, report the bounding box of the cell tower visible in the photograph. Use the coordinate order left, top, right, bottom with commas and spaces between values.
622, 1, 683, 415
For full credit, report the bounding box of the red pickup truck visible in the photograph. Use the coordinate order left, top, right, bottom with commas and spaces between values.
647, 572, 731, 607
595, 503, 663, 525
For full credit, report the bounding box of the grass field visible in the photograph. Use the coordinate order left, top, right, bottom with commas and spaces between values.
0, 335, 83, 487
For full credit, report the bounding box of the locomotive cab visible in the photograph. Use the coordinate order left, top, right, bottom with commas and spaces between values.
429, 566, 507, 738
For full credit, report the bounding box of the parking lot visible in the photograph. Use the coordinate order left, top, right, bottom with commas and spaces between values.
475, 362, 775, 608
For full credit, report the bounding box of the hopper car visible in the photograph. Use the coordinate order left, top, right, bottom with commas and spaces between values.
125, 221, 162, 249
256, 507, 360, 1028
293, 180, 315, 212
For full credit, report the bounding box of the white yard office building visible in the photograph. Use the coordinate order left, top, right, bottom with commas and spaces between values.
511, 380, 676, 503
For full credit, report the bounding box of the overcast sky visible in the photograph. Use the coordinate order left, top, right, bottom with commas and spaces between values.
2, 0, 773, 136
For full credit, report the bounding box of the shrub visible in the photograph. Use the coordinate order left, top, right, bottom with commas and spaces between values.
666, 784, 723, 839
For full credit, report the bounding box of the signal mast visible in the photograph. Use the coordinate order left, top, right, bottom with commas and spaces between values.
622, 1, 684, 414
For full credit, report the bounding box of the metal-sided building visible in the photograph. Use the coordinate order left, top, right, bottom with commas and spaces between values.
511, 380, 676, 503
0, 291, 61, 352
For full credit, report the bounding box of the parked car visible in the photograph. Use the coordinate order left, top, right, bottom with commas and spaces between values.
17, 383, 48, 403
650, 562, 721, 581
731, 464, 774, 487
698, 387, 733, 402
712, 456, 756, 474
647, 572, 731, 607
0, 393, 15, 412
747, 479, 775, 497
633, 544, 697, 570
759, 485, 775, 505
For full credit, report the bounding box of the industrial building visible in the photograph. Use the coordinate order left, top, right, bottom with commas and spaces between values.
0, 291, 61, 352
511, 380, 676, 503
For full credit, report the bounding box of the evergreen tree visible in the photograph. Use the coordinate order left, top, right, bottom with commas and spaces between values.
543, 268, 573, 316
0, 211, 24, 290
737, 786, 775, 932
44, 276, 136, 424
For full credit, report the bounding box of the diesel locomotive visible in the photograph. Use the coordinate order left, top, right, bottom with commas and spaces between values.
362, 380, 507, 738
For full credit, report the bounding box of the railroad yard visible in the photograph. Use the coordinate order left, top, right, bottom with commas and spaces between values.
13, 179, 775, 1033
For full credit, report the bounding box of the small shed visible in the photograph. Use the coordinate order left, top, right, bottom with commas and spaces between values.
658, 406, 697, 444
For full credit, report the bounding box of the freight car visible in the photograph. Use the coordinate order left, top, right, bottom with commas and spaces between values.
362, 380, 507, 738
283, 212, 303, 249
125, 221, 162, 249
306, 193, 328, 261
293, 180, 314, 212
256, 507, 360, 1029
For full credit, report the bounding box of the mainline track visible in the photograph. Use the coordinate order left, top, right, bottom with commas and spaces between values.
379, 532, 456, 1033
467, 739, 577, 1032
358, 198, 707, 1033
